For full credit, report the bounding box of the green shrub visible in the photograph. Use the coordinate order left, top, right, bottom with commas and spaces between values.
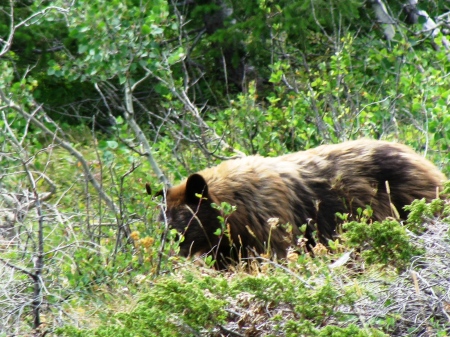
404, 198, 448, 233
343, 219, 424, 270
56, 274, 227, 337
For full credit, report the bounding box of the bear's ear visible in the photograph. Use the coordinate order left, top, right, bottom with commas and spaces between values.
185, 173, 208, 203
146, 183, 167, 199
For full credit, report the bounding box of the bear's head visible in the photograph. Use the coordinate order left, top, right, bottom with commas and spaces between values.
158, 174, 224, 258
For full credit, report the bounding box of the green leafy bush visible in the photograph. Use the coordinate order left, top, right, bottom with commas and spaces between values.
404, 198, 449, 232
56, 274, 227, 337
343, 219, 424, 270
57, 268, 390, 337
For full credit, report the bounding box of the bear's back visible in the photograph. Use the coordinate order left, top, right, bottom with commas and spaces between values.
194, 139, 445, 247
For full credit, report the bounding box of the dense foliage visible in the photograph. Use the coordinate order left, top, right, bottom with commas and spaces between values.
1, 0, 450, 336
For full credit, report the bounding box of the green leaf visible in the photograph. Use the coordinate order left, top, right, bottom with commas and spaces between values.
141, 24, 151, 35
107, 140, 118, 149
150, 25, 164, 36
78, 44, 88, 54
115, 116, 124, 125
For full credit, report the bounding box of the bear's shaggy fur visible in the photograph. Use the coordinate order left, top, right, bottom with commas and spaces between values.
160, 139, 446, 267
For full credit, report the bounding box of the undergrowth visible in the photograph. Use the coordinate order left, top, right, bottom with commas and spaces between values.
56, 197, 450, 337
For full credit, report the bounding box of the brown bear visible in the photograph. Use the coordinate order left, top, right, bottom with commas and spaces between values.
158, 139, 446, 268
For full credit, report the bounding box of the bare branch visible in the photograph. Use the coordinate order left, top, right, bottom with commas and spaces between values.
123, 80, 172, 188
0, 257, 36, 280
0, 0, 15, 57
0, 90, 119, 213
142, 65, 246, 158
0, 1, 72, 57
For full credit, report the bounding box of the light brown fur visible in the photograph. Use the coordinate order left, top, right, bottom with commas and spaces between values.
161, 139, 446, 267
